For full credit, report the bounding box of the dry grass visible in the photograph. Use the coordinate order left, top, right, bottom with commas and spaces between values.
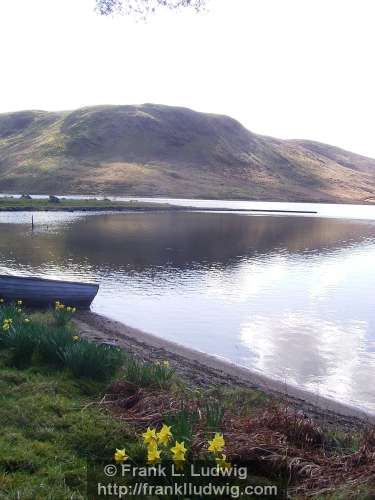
101, 380, 375, 497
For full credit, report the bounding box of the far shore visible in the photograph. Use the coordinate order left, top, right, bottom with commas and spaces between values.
75, 311, 375, 431
0, 196, 317, 214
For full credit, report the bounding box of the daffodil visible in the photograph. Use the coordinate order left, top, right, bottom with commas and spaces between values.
215, 454, 231, 470
2, 318, 12, 331
17, 300, 22, 305
114, 448, 128, 463
0, 298, 4, 303
156, 424, 172, 446
72, 335, 80, 341
72, 307, 76, 313
208, 433, 225, 454
67, 307, 72, 312
17, 308, 22, 313
170, 441, 187, 462
142, 427, 157, 445
163, 360, 170, 368
147, 442, 161, 464
24, 318, 30, 323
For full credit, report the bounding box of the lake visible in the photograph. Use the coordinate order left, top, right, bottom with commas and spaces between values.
1, 198, 375, 412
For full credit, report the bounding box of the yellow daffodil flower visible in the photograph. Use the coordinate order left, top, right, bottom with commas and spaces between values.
142, 427, 157, 445
147, 443, 161, 464
24, 318, 30, 323
17, 300, 22, 305
0, 298, 4, 303
170, 441, 187, 462
208, 433, 225, 454
156, 424, 172, 446
72, 335, 80, 341
163, 360, 170, 368
215, 454, 232, 470
114, 448, 128, 463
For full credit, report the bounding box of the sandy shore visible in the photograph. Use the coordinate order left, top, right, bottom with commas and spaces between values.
75, 311, 375, 431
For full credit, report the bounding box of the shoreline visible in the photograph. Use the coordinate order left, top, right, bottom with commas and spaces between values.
1, 193, 375, 206
75, 311, 375, 430
0, 205, 317, 214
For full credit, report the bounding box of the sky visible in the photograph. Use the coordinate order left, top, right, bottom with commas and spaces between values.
1, 0, 375, 157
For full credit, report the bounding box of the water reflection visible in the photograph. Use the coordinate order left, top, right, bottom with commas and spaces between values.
1, 210, 375, 411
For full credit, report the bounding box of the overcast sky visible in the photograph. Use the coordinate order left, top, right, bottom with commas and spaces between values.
1, 0, 374, 157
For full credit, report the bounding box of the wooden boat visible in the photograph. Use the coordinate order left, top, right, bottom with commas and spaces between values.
0, 275, 99, 309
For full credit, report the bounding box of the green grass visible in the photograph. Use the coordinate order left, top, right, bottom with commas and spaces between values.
0, 362, 130, 499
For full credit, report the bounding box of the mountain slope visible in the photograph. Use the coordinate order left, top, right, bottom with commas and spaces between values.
0, 104, 375, 202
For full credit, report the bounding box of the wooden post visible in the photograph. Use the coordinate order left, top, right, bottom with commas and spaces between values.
31, 215, 34, 231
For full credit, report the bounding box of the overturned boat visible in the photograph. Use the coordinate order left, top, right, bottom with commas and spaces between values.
0, 275, 99, 309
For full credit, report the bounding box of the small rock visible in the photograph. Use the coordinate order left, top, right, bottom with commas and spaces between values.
20, 194, 32, 200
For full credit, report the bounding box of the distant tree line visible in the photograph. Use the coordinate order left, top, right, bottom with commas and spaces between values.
95, 0, 207, 17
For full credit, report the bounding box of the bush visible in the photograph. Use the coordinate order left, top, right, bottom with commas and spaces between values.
61, 340, 123, 381
122, 356, 175, 389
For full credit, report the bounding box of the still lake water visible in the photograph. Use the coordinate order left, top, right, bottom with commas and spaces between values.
1, 198, 375, 412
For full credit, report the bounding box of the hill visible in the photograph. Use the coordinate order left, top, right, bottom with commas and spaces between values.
0, 104, 375, 202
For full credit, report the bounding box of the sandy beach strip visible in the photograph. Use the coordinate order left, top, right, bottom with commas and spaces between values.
75, 311, 375, 431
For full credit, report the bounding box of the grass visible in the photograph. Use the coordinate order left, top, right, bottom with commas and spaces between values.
0, 363, 129, 499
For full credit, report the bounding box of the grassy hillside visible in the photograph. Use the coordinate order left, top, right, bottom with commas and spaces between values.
1, 104, 375, 202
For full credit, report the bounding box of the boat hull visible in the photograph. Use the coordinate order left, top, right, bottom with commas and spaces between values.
0, 275, 99, 309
